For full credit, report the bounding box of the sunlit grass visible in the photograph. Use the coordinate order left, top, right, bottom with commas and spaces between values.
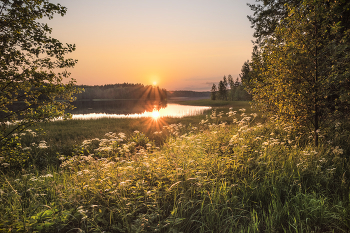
1, 103, 350, 232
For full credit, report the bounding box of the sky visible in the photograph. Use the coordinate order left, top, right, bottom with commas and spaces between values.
45, 0, 256, 91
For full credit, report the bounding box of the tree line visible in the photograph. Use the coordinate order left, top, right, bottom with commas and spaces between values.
210, 72, 251, 101
167, 91, 210, 99
74, 83, 167, 101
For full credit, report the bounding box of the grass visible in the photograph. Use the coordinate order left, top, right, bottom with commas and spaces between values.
14, 101, 253, 161
1, 101, 350, 232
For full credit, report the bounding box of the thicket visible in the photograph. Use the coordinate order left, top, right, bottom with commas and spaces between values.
244, 0, 350, 146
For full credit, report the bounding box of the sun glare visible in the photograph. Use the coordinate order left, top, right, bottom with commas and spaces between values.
153, 81, 157, 86
152, 110, 160, 120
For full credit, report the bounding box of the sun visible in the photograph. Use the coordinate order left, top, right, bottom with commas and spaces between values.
152, 110, 160, 119
153, 81, 157, 86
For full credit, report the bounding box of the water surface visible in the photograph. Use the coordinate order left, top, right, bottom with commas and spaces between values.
72, 103, 211, 120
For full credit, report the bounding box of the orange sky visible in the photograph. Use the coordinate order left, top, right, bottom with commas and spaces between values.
45, 0, 255, 91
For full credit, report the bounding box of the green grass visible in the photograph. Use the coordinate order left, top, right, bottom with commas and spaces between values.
1, 102, 350, 232
14, 101, 252, 160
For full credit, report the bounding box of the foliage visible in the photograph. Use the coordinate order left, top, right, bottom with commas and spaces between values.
211, 83, 217, 100
1, 109, 349, 232
75, 83, 167, 101
212, 75, 251, 101
246, 0, 350, 146
0, 1, 80, 154
218, 79, 227, 100
167, 90, 210, 99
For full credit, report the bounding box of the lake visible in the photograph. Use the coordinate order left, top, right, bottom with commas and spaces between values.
69, 100, 211, 120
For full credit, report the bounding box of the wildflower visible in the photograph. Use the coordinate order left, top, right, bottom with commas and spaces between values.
22, 147, 31, 150
29, 177, 38, 181
77, 206, 88, 215
134, 130, 140, 134
38, 142, 48, 149
1, 163, 10, 167
0, 189, 4, 195
332, 146, 343, 155
239, 108, 246, 112
118, 132, 126, 138
303, 151, 310, 156
40, 174, 53, 178
82, 140, 92, 146
335, 122, 341, 128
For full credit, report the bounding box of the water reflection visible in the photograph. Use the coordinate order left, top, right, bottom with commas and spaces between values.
70, 100, 166, 115
72, 104, 211, 120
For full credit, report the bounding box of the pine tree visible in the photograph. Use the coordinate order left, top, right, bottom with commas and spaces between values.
211, 83, 217, 100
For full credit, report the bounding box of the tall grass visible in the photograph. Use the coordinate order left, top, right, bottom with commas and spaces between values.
1, 106, 349, 232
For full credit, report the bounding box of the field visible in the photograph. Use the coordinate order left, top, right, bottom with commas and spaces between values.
1, 100, 350, 232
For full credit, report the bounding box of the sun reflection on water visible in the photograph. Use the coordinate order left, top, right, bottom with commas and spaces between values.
71, 104, 211, 120
152, 109, 160, 120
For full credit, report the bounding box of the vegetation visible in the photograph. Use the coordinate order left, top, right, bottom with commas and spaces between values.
1, 108, 349, 232
0, 101, 248, 171
1, 0, 350, 232
211, 75, 251, 101
0, 0, 80, 156
244, 0, 350, 146
75, 84, 167, 101
167, 91, 210, 100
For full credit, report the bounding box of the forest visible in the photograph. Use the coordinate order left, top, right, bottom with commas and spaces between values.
211, 74, 252, 101
74, 83, 167, 101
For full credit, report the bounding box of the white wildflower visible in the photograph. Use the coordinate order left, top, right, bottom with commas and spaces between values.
332, 146, 343, 155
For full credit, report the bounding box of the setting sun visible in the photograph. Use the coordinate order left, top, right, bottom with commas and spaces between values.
152, 109, 160, 119
153, 81, 157, 86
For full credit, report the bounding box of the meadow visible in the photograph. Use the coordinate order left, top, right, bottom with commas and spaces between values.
1, 100, 350, 232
